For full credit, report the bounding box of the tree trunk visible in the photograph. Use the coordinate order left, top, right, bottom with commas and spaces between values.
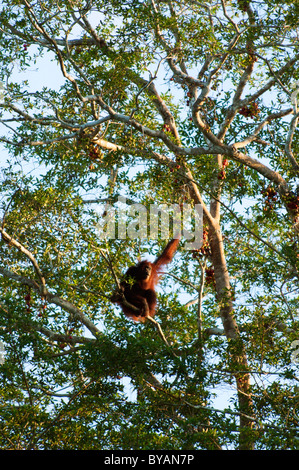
209, 222, 255, 450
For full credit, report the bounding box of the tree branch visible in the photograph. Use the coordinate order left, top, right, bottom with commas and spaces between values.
0, 227, 46, 295
233, 108, 293, 149
285, 112, 299, 174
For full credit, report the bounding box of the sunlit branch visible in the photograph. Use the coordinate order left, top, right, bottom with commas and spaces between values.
0, 265, 101, 339
285, 112, 299, 174
233, 108, 293, 149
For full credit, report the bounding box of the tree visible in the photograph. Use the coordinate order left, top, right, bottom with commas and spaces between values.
0, 0, 298, 450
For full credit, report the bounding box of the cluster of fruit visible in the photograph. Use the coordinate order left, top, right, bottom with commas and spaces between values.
284, 191, 299, 215
88, 144, 104, 170
261, 187, 299, 216
191, 229, 211, 258
205, 267, 215, 286
88, 144, 102, 160
162, 123, 171, 133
